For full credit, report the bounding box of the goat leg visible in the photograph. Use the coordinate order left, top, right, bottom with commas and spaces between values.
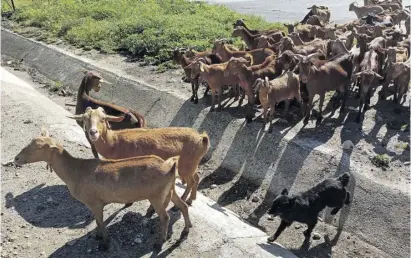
186, 173, 200, 205
210, 88, 216, 112
267, 220, 291, 242
194, 78, 199, 104
150, 199, 171, 250
190, 81, 195, 102
304, 95, 314, 125
88, 203, 109, 250
170, 189, 193, 232
303, 219, 317, 239
316, 94, 325, 124
217, 89, 223, 112
268, 103, 275, 133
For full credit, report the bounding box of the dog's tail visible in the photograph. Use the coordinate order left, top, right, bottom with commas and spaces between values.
337, 172, 350, 187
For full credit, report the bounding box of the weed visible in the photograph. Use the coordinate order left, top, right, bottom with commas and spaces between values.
371, 154, 390, 168
395, 142, 410, 151
5, 0, 284, 68
49, 81, 63, 92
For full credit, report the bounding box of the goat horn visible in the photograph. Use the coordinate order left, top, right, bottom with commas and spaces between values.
292, 54, 305, 61
306, 52, 324, 61
106, 115, 125, 122
99, 78, 112, 85
67, 114, 85, 120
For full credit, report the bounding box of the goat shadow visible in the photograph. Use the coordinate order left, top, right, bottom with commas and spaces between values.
5, 184, 94, 229
48, 209, 187, 258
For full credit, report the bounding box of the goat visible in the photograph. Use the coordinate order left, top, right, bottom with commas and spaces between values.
14, 128, 192, 250
185, 59, 241, 112
224, 56, 280, 107
279, 37, 326, 56
325, 29, 355, 50
309, 25, 329, 39
232, 19, 281, 36
69, 107, 210, 208
349, 2, 384, 19
354, 49, 384, 122
294, 53, 353, 125
232, 26, 284, 50
284, 23, 313, 42
289, 32, 324, 47
253, 72, 302, 132
392, 61, 411, 105
267, 172, 351, 242
256, 35, 282, 53
307, 5, 331, 24
212, 40, 275, 65
75, 70, 145, 160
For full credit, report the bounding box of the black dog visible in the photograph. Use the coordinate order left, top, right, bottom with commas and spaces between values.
267, 172, 351, 242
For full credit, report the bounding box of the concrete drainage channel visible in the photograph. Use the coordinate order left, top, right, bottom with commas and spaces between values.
2, 29, 410, 257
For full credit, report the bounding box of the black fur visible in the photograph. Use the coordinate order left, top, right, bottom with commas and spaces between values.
267, 172, 351, 242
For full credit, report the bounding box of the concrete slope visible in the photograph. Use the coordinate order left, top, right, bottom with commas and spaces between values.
1, 29, 409, 258
1, 67, 297, 257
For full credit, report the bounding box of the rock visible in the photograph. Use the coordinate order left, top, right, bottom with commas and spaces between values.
134, 237, 143, 244
87, 249, 92, 253
8, 236, 17, 242
312, 233, 321, 240
46, 197, 53, 203
7, 61, 12, 65
210, 184, 217, 189
251, 196, 260, 203
66, 239, 76, 246
267, 215, 274, 221
342, 140, 354, 150
23, 120, 33, 124
24, 234, 29, 238
294, 224, 302, 229
40, 251, 46, 256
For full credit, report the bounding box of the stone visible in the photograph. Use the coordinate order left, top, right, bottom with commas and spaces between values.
87, 249, 92, 253
267, 216, 274, 221
294, 224, 302, 229
313, 233, 321, 240
134, 237, 143, 244
46, 197, 53, 203
251, 196, 260, 203
210, 184, 217, 189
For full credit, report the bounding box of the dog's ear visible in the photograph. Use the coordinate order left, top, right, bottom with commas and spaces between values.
281, 188, 288, 195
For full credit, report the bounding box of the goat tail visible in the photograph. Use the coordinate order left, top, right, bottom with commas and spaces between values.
200, 131, 210, 149
337, 172, 350, 187
130, 110, 146, 128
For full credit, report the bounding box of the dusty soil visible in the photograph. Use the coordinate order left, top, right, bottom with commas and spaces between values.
2, 40, 409, 258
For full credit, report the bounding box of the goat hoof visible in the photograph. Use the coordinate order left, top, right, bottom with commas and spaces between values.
98, 241, 110, 251
190, 96, 194, 102
186, 199, 193, 206
267, 236, 276, 243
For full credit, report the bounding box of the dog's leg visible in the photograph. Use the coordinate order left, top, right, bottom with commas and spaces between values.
330, 207, 342, 215
344, 192, 351, 205
303, 219, 317, 239
267, 220, 291, 242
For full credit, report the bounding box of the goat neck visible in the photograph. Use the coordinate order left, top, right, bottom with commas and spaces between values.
92, 126, 117, 158
48, 146, 86, 191
76, 76, 93, 115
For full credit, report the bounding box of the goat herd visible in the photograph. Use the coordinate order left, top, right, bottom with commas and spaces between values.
11, 0, 409, 254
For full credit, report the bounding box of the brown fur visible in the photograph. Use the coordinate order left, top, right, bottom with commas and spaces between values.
70, 107, 210, 207
212, 41, 275, 65
14, 129, 192, 250
75, 70, 146, 159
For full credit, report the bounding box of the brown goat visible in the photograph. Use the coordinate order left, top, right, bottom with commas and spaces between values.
354, 48, 384, 122
212, 40, 275, 65
253, 72, 302, 132
294, 53, 353, 125
69, 107, 210, 208
14, 128, 192, 250
279, 37, 326, 56
75, 70, 146, 160
392, 61, 410, 105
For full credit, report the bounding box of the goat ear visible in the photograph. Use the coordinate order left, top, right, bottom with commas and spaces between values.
374, 73, 384, 80
40, 127, 49, 137
281, 188, 288, 195
105, 115, 125, 123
